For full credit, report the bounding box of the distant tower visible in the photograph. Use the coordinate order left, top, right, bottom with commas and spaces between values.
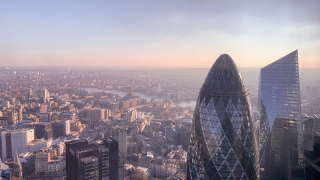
119, 127, 127, 163
43, 88, 49, 103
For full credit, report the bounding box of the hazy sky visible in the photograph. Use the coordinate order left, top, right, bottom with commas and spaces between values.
1, 1, 319, 68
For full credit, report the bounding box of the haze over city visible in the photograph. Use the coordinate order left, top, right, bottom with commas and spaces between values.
0, 1, 320, 180
1, 0, 320, 68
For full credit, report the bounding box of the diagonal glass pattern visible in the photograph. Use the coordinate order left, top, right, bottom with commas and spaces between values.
187, 54, 259, 180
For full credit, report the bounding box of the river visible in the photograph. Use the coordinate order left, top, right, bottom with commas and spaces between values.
81, 87, 197, 108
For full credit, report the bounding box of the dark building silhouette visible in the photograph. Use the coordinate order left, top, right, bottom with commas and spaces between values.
65, 138, 120, 180
52, 120, 70, 138
34, 122, 53, 140
104, 137, 119, 180
303, 115, 320, 180
66, 139, 88, 180
261, 118, 302, 179
187, 54, 259, 179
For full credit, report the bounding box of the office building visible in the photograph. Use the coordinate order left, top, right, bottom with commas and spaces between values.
65, 138, 120, 180
303, 115, 320, 180
66, 140, 101, 180
259, 50, 303, 179
259, 50, 301, 157
187, 54, 259, 179
118, 127, 127, 162
7, 109, 16, 125
34, 122, 53, 140
104, 137, 119, 180
39, 112, 52, 122
52, 120, 70, 138
43, 88, 50, 103
119, 152, 124, 180
106, 101, 119, 111
1, 129, 34, 160
0, 117, 10, 126
66, 139, 88, 180
86, 108, 108, 120
261, 118, 302, 179
35, 148, 66, 175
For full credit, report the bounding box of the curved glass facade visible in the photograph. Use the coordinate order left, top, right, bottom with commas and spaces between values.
187, 54, 259, 180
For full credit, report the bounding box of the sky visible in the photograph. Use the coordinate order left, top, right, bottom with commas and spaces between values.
0, 0, 319, 68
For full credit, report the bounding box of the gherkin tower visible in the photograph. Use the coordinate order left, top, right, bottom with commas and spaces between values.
187, 54, 259, 180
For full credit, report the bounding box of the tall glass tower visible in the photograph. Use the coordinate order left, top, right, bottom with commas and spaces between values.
259, 50, 301, 156
187, 54, 259, 180
258, 50, 303, 179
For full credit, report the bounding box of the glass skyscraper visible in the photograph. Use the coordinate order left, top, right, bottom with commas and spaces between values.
259, 50, 303, 179
187, 54, 259, 180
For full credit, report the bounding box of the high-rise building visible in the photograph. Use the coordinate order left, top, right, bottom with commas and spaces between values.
65, 139, 88, 180
259, 50, 301, 157
187, 54, 259, 180
260, 118, 301, 179
65, 138, 120, 180
43, 88, 50, 103
258, 50, 303, 179
69, 144, 101, 180
118, 127, 127, 162
118, 152, 125, 180
104, 137, 119, 180
303, 115, 320, 180
1, 129, 34, 160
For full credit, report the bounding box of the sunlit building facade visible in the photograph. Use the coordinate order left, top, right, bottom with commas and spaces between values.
258, 50, 303, 179
187, 54, 259, 180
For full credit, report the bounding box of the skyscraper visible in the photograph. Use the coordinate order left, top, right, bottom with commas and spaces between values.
104, 137, 119, 180
118, 127, 127, 162
187, 54, 259, 180
65, 139, 88, 180
258, 50, 303, 179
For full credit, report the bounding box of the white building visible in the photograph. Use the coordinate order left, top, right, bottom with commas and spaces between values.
48, 157, 65, 174
43, 88, 50, 103
28, 139, 52, 152
149, 158, 179, 180
1, 129, 34, 160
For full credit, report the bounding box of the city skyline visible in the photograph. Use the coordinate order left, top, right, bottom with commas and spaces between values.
1, 1, 320, 68
0, 51, 318, 179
